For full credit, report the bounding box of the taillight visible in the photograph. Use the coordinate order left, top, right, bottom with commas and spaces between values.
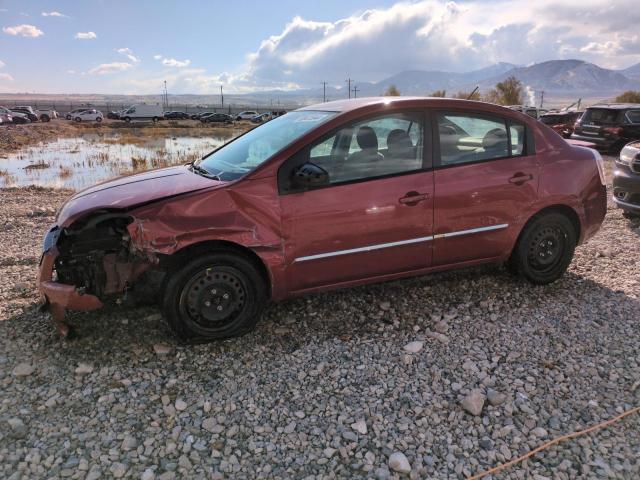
603, 127, 623, 136
573, 121, 580, 130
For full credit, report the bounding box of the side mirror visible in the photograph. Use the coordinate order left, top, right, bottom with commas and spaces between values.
291, 162, 329, 190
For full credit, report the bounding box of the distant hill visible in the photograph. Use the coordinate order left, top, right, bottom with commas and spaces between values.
621, 62, 640, 81
477, 59, 640, 95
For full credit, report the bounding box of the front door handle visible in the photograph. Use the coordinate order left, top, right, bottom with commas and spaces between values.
399, 191, 429, 206
509, 173, 534, 185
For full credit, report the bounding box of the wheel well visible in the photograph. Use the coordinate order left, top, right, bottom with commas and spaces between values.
515, 204, 581, 250
161, 240, 272, 298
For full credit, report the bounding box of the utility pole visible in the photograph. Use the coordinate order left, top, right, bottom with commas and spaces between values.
321, 81, 327, 102
163, 80, 168, 108
220, 85, 224, 109
352, 85, 359, 99
539, 90, 544, 109
346, 78, 352, 99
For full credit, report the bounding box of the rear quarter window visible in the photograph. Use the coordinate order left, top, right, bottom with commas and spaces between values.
582, 108, 620, 125
625, 110, 640, 124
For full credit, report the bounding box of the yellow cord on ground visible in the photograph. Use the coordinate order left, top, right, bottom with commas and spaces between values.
467, 405, 640, 480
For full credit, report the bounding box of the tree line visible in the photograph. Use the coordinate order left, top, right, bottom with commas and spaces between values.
382, 77, 640, 106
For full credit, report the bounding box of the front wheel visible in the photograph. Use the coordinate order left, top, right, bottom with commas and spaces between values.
96, 117, 102, 123
152, 116, 159, 123
123, 116, 131, 123
163, 252, 267, 341
508, 212, 577, 285
41, 114, 50, 122
74, 117, 81, 122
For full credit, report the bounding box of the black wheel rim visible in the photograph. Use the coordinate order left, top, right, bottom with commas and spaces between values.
527, 225, 565, 273
179, 266, 247, 332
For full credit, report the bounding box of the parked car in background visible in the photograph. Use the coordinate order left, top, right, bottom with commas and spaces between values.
271, 110, 287, 118
120, 104, 163, 123
507, 105, 541, 118
36, 108, 58, 122
192, 112, 213, 120
38, 97, 607, 341
164, 111, 190, 120
0, 106, 13, 124
251, 113, 271, 124
539, 111, 583, 138
236, 110, 259, 121
613, 141, 640, 218
66, 108, 89, 120
71, 109, 103, 123
200, 113, 233, 124
11, 108, 39, 122
10, 111, 31, 124
571, 104, 640, 152
107, 111, 121, 120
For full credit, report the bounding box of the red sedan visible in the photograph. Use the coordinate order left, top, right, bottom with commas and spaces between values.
38, 97, 607, 340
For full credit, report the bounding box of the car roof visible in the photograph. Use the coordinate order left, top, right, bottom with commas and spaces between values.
296, 96, 530, 118
589, 103, 640, 110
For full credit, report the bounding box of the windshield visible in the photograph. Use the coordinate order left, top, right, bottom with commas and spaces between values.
196, 110, 335, 181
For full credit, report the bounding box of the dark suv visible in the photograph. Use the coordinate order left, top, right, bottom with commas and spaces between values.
539, 111, 582, 138
571, 104, 640, 152
613, 141, 640, 218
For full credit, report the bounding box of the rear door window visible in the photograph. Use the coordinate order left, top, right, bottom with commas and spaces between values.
437, 114, 509, 165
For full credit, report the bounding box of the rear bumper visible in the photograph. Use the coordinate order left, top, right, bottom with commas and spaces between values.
38, 246, 103, 337
613, 167, 640, 212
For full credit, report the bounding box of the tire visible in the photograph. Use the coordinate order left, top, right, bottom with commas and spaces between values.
152, 117, 159, 123
74, 117, 81, 123
124, 117, 131, 123
96, 117, 102, 123
163, 252, 267, 341
41, 114, 50, 122
65, 115, 71, 120
508, 212, 577, 285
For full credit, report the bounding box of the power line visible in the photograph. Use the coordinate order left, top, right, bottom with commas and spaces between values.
346, 78, 352, 99
220, 85, 224, 109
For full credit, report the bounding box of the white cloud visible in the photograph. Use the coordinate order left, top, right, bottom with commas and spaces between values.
116, 47, 140, 63
234, 0, 640, 88
89, 62, 133, 75
0, 60, 4, 68
0, 73, 13, 81
3, 24, 44, 37
67, 69, 76, 74
154, 55, 191, 67
42, 11, 67, 18
75, 31, 97, 40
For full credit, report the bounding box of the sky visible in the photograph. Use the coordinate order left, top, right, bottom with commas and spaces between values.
0, 0, 639, 95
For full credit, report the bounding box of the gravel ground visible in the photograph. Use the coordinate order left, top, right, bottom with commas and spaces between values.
1, 158, 639, 479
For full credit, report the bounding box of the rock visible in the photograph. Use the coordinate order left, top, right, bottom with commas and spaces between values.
75, 363, 94, 376
342, 431, 358, 442
153, 343, 171, 355
403, 341, 424, 353
86, 466, 102, 480
12, 362, 34, 377
380, 301, 391, 311
110, 462, 126, 478
426, 331, 450, 344
486, 388, 507, 406
460, 389, 486, 416
434, 320, 448, 333
121, 435, 137, 451
141, 469, 156, 480
531, 427, 548, 438
323, 447, 336, 458
388, 452, 411, 473
202, 417, 221, 433
174, 399, 187, 411
351, 419, 368, 435
7, 417, 26, 438
283, 421, 296, 434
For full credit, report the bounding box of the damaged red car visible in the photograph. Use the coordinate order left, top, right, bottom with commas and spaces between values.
38, 97, 607, 341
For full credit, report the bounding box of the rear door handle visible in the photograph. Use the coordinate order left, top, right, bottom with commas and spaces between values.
509, 173, 534, 185
399, 191, 429, 205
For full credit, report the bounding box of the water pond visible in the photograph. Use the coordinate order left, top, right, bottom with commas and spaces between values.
0, 130, 240, 190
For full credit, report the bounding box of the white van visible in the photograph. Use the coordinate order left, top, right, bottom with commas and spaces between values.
120, 104, 164, 123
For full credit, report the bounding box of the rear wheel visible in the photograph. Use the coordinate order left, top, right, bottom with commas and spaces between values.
152, 116, 159, 123
508, 212, 576, 285
41, 114, 50, 122
124, 116, 131, 123
96, 117, 102, 123
74, 117, 81, 122
163, 252, 267, 341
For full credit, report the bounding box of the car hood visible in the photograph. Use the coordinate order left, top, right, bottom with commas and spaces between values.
57, 165, 223, 227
